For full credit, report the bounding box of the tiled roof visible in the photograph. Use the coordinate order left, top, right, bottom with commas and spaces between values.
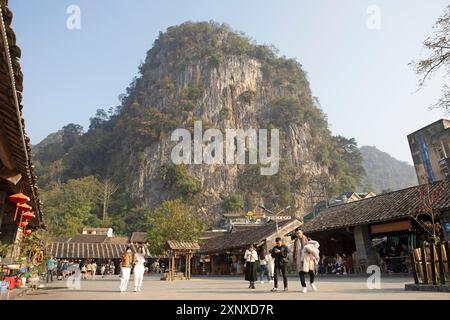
0, 1, 42, 225
303, 178, 450, 233
199, 219, 302, 254
70, 234, 108, 243
199, 231, 227, 240
53, 236, 71, 243
130, 232, 147, 243
165, 240, 200, 251
105, 236, 129, 244
82, 227, 111, 233
48, 242, 152, 259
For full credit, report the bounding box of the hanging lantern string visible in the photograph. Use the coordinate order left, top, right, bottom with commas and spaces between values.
7, 193, 31, 221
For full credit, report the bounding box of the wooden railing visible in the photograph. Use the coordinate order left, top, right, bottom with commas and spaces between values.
411, 241, 449, 285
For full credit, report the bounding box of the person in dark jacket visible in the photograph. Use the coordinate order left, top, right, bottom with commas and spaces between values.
270, 237, 289, 292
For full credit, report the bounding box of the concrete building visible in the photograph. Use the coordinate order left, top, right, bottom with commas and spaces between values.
82, 227, 113, 237
408, 119, 450, 184
220, 212, 292, 231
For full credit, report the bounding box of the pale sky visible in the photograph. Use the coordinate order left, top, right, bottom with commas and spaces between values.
10, 0, 449, 163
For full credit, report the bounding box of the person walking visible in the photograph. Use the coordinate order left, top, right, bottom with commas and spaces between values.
133, 246, 146, 292
293, 228, 308, 288
119, 247, 134, 292
81, 263, 87, 280
299, 239, 320, 293
270, 237, 289, 292
86, 261, 92, 279
91, 260, 97, 280
101, 264, 106, 278
244, 244, 258, 289
258, 250, 270, 284
46, 256, 57, 283
266, 250, 275, 283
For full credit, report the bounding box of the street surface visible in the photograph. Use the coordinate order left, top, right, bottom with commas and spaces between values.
17, 275, 450, 300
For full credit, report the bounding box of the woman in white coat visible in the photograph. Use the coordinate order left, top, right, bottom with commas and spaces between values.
300, 240, 320, 293
266, 250, 275, 283
133, 246, 146, 292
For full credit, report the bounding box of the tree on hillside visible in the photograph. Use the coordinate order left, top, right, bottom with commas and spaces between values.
328, 136, 366, 194
223, 194, 245, 212
145, 199, 204, 255
41, 176, 102, 236
412, 5, 450, 113
62, 123, 84, 151
97, 178, 119, 222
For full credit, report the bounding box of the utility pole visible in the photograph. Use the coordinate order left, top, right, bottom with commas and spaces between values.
258, 204, 291, 235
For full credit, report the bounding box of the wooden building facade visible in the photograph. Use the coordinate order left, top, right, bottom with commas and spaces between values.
197, 219, 302, 275
0, 0, 42, 248
303, 178, 450, 273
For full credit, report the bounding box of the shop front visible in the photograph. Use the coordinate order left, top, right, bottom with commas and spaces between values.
369, 220, 421, 274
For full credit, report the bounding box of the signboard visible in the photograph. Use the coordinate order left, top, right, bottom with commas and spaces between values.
370, 220, 412, 234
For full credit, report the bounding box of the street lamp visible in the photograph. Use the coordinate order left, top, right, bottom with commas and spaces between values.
258, 204, 291, 234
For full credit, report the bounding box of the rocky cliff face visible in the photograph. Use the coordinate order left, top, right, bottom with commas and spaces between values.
114, 22, 333, 223
36, 22, 357, 226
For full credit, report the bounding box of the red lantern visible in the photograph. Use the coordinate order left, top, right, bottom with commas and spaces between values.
19, 220, 28, 229
18, 203, 32, 211
8, 193, 30, 204
17, 204, 33, 221
8, 193, 31, 221
21, 211, 36, 220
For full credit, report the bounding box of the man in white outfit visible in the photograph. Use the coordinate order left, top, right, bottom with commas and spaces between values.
133, 246, 146, 292
119, 247, 133, 292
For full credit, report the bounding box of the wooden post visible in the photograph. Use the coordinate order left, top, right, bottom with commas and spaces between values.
445, 241, 450, 280
186, 254, 190, 280
188, 253, 191, 279
421, 242, 429, 284
410, 251, 419, 285
429, 243, 437, 285
185, 254, 188, 280
172, 255, 175, 280
168, 256, 171, 281
436, 243, 446, 285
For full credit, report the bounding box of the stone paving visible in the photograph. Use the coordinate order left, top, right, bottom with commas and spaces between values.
17, 275, 450, 300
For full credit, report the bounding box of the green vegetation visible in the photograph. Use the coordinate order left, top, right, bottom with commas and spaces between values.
145, 199, 204, 255
239, 90, 255, 105
223, 194, 245, 212
158, 163, 203, 201
41, 176, 103, 236
240, 161, 295, 211
219, 107, 232, 120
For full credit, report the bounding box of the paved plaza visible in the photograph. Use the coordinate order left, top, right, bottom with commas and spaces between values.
17, 275, 450, 300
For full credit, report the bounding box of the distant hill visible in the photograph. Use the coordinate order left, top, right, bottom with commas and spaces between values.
32, 130, 63, 155
359, 146, 418, 193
